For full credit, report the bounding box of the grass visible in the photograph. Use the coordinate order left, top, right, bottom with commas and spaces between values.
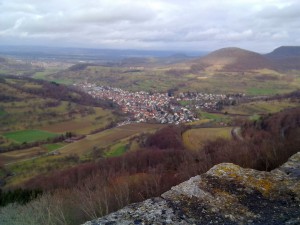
40, 107, 116, 135
222, 99, 300, 115
58, 123, 164, 157
250, 114, 261, 121
246, 88, 278, 96
3, 130, 59, 144
182, 127, 233, 151
5, 155, 79, 188
33, 68, 62, 80
42, 143, 65, 152
0, 147, 46, 165
178, 100, 191, 107
198, 110, 229, 124
0, 109, 6, 117
105, 144, 127, 157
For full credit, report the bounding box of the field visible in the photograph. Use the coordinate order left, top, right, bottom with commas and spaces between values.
39, 107, 116, 135
3, 130, 59, 144
42, 143, 65, 152
0, 123, 164, 187
58, 123, 164, 157
0, 147, 46, 165
222, 99, 300, 115
0, 110, 6, 117
182, 127, 233, 151
45, 65, 300, 96
196, 110, 231, 125
105, 143, 127, 157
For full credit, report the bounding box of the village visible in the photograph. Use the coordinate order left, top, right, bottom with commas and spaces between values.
76, 82, 245, 124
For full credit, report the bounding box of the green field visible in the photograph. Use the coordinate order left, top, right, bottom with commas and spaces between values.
3, 130, 59, 143
105, 144, 127, 157
1, 123, 164, 187
222, 99, 300, 115
246, 87, 278, 96
0, 109, 6, 116
198, 110, 230, 124
183, 127, 233, 151
42, 143, 65, 152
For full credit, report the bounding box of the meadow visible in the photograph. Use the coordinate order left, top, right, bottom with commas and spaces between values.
3, 130, 59, 144
182, 127, 233, 151
58, 123, 164, 157
222, 99, 300, 115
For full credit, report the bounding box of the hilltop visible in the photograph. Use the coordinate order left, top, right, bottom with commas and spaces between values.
190, 47, 274, 72
265, 46, 300, 70
266, 46, 300, 59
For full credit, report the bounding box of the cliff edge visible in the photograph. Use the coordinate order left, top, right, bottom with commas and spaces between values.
83, 152, 300, 225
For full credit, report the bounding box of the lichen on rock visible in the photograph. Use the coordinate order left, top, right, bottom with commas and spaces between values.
83, 152, 300, 225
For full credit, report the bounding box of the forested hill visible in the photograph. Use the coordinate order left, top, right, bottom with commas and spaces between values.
0, 75, 116, 109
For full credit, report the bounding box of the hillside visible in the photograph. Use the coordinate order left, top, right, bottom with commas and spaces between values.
191, 47, 274, 72
84, 151, 300, 225
1, 107, 300, 224
0, 76, 118, 151
266, 46, 300, 59
0, 57, 42, 76
265, 46, 300, 70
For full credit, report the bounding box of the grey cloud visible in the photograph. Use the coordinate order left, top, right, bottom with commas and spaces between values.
71, 4, 156, 24
0, 0, 299, 52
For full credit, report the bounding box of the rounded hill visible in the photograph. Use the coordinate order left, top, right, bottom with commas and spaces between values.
192, 47, 273, 72
266, 46, 300, 59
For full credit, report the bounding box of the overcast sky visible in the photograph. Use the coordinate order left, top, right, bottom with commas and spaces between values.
0, 0, 299, 52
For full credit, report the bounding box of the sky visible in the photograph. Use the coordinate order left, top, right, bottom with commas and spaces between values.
0, 0, 300, 52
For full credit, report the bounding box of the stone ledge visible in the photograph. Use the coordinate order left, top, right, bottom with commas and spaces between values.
83, 152, 300, 225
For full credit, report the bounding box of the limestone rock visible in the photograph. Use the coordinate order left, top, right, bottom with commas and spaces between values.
83, 152, 300, 225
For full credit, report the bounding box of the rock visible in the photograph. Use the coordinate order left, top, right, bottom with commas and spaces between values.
83, 152, 300, 225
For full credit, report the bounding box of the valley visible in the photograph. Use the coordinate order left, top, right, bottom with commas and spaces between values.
0, 45, 300, 225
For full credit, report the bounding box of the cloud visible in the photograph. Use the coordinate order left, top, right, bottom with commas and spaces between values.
0, 0, 299, 52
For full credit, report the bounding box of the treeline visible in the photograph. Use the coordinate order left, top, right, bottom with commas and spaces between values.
0, 189, 42, 207
204, 107, 300, 170
2, 108, 300, 225
68, 63, 95, 71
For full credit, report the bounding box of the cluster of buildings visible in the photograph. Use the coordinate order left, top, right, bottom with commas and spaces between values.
176, 92, 245, 111
76, 82, 245, 124
77, 83, 197, 124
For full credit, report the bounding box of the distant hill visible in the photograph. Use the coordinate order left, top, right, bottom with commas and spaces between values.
266, 46, 300, 59
265, 46, 300, 70
120, 54, 192, 67
191, 47, 274, 72
0, 56, 6, 63
0, 56, 42, 76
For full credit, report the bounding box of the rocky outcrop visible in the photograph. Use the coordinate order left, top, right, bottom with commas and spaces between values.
83, 152, 300, 225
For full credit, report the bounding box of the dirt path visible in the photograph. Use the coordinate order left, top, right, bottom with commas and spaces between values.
231, 127, 243, 141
